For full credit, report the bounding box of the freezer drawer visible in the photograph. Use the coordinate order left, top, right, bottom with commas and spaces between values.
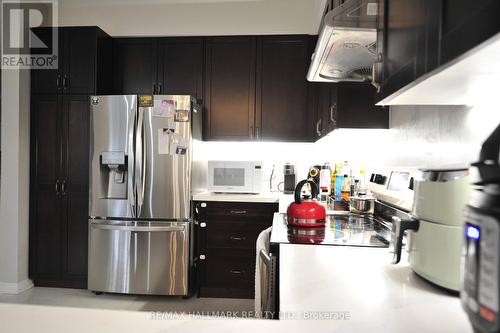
88, 220, 189, 295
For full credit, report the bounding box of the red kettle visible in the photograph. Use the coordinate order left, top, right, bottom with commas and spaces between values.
287, 179, 327, 227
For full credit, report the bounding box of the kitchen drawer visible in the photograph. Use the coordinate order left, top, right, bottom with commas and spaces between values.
206, 220, 270, 249
202, 248, 255, 290
200, 202, 277, 221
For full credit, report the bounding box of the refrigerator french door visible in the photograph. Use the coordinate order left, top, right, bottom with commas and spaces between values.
88, 95, 200, 295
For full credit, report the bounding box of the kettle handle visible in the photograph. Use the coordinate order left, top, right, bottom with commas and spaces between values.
294, 180, 319, 204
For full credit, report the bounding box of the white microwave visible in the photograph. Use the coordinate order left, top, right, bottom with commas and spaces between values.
207, 161, 263, 194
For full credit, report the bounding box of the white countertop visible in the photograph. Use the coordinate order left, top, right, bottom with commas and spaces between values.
279, 243, 473, 332
193, 191, 281, 203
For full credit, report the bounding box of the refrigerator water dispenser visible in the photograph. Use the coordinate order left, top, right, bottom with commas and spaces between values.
100, 151, 127, 199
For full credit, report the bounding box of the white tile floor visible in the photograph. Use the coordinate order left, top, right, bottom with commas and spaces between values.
0, 287, 254, 314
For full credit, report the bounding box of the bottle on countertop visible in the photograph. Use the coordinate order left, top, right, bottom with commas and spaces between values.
331, 163, 340, 198
319, 163, 331, 193
341, 174, 350, 201
354, 179, 360, 196
358, 169, 368, 196
319, 163, 331, 203
342, 160, 349, 174
350, 172, 356, 196
330, 167, 337, 197
334, 173, 344, 201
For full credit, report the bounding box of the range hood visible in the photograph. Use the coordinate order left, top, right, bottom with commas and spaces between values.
307, 0, 378, 82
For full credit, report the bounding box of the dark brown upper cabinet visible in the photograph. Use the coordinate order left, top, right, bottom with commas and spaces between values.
112, 38, 158, 95
112, 37, 204, 101
204, 35, 313, 142
255, 35, 312, 142
204, 36, 257, 141
374, 0, 500, 104
374, 0, 439, 103
158, 38, 204, 101
31, 27, 112, 95
312, 83, 389, 141
440, 0, 500, 64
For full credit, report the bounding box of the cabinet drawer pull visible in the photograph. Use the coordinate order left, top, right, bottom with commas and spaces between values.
229, 236, 246, 241
200, 222, 207, 228
230, 210, 247, 215
199, 255, 206, 260
229, 269, 243, 275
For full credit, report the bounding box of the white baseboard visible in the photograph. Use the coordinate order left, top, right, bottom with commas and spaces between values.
0, 279, 34, 294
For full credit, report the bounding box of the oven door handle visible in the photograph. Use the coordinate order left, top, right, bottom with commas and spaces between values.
259, 249, 272, 267
258, 249, 276, 317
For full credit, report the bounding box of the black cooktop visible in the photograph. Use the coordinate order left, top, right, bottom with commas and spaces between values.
270, 213, 391, 248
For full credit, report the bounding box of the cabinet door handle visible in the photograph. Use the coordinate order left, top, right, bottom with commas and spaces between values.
255, 127, 260, 139
62, 75, 68, 89
371, 59, 382, 93
200, 222, 207, 228
56, 75, 61, 89
229, 269, 243, 275
230, 210, 247, 215
61, 180, 67, 195
55, 180, 60, 195
153, 84, 157, 94
229, 236, 246, 241
330, 104, 337, 126
316, 119, 322, 137
250, 126, 254, 139
157, 83, 162, 94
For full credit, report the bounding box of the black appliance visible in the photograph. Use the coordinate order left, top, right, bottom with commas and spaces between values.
307, 165, 321, 188
462, 123, 500, 333
283, 163, 296, 194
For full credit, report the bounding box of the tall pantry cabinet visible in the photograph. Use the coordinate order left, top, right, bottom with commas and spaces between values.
29, 26, 112, 288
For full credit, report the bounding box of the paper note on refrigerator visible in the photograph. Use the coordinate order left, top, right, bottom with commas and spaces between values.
153, 99, 176, 118
158, 128, 172, 155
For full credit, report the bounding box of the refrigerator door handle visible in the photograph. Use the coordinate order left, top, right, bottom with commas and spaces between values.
90, 223, 185, 232
135, 108, 146, 217
128, 102, 137, 218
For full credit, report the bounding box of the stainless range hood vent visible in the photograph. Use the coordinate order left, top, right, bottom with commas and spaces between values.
307, 0, 378, 82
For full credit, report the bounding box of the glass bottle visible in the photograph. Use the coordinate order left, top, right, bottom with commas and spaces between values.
341, 174, 350, 201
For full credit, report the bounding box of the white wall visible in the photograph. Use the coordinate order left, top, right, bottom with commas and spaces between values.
59, 0, 325, 36
195, 102, 500, 191
0, 68, 33, 294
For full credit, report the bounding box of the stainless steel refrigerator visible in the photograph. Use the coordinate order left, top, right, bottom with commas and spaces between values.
87, 95, 202, 295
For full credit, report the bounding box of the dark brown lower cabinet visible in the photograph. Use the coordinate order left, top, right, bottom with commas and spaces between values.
30, 94, 90, 288
195, 201, 278, 299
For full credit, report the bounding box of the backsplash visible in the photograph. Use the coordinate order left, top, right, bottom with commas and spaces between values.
193, 102, 500, 191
